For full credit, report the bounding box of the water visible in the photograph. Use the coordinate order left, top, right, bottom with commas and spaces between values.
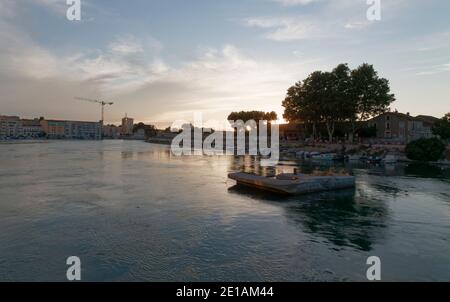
0, 140, 449, 281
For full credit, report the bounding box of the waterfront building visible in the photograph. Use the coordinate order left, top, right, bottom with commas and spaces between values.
0, 116, 23, 138
21, 119, 43, 138
368, 112, 439, 143
121, 115, 134, 137
103, 124, 121, 139
133, 128, 146, 140
40, 119, 101, 140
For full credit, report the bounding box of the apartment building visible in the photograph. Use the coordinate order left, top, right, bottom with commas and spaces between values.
21, 119, 44, 138
40, 119, 101, 140
0, 116, 23, 138
368, 112, 439, 143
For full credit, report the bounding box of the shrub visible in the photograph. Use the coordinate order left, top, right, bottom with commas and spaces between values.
405, 138, 446, 162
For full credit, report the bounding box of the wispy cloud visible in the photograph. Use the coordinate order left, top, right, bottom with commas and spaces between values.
0, 14, 319, 122
272, 0, 317, 6
244, 16, 329, 41
415, 64, 450, 76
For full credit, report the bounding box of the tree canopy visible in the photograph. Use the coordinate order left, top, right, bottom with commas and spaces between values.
282, 63, 395, 142
405, 138, 446, 162
228, 111, 278, 122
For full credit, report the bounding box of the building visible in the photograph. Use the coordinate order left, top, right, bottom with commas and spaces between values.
121, 115, 134, 137
0, 116, 23, 138
40, 119, 102, 140
21, 119, 43, 138
102, 124, 122, 139
368, 112, 439, 143
133, 128, 146, 140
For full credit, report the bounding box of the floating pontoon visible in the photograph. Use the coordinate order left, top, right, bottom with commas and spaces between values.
228, 172, 356, 195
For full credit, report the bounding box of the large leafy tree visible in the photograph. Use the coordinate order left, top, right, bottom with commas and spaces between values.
282, 64, 353, 142
349, 63, 395, 140
283, 81, 317, 138
283, 63, 395, 142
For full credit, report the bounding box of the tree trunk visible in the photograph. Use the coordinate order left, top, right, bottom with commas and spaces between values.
349, 119, 356, 143
326, 122, 335, 143
312, 123, 317, 140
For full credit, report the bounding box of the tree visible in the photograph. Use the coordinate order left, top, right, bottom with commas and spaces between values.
349, 63, 395, 140
432, 112, 450, 140
282, 63, 395, 143
283, 81, 319, 138
405, 138, 446, 162
228, 111, 278, 123
283, 64, 353, 142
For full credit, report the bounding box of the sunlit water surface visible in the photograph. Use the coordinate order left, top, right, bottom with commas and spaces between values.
0, 140, 449, 281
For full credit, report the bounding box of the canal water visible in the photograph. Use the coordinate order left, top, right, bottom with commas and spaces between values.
0, 140, 449, 281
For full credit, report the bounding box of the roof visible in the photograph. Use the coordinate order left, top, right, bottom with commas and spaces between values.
369, 112, 439, 123
415, 115, 440, 124
21, 119, 41, 126
43, 119, 101, 124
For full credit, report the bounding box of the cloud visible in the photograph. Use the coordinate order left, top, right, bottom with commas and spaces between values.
244, 16, 328, 41
414, 64, 450, 76
111, 44, 319, 123
0, 13, 318, 123
272, 0, 317, 6
344, 21, 371, 29
244, 0, 415, 41
28, 0, 69, 14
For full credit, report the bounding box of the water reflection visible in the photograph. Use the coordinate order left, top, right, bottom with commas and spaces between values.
229, 184, 387, 252
404, 163, 450, 179
226, 156, 395, 252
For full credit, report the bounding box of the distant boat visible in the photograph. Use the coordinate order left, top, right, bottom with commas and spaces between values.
228, 172, 356, 195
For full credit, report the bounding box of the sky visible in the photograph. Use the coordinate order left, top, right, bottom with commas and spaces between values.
0, 0, 449, 127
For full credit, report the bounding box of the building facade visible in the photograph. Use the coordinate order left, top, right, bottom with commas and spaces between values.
21, 119, 43, 138
121, 116, 134, 137
0, 116, 23, 138
368, 112, 438, 143
40, 119, 102, 140
102, 125, 122, 139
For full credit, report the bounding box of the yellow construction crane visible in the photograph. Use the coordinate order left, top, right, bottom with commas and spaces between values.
75, 97, 114, 124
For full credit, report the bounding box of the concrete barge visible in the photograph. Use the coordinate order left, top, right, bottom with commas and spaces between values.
228, 172, 356, 195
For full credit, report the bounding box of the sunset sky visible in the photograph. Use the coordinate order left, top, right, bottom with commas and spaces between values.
0, 0, 449, 127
